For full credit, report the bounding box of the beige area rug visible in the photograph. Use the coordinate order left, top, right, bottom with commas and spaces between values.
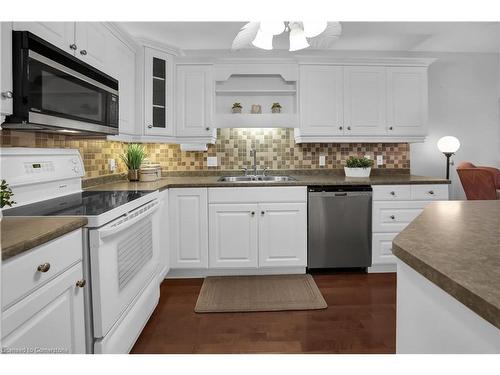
194, 274, 327, 313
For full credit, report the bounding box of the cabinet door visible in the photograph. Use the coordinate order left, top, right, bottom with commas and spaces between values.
209, 204, 258, 268
387, 67, 428, 135
1, 22, 13, 118
344, 66, 386, 135
176, 64, 215, 137
105, 33, 136, 135
372, 232, 398, 265
144, 48, 174, 136
13, 22, 75, 54
258, 203, 307, 267
299, 65, 343, 135
74, 23, 108, 71
158, 189, 170, 281
1, 262, 86, 354
169, 188, 208, 269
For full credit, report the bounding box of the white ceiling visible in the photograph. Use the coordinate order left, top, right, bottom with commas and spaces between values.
119, 22, 499, 53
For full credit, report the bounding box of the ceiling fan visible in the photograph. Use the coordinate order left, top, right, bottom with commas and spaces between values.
231, 21, 342, 51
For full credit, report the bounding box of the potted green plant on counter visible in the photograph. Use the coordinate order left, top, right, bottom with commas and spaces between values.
121, 144, 147, 181
232, 102, 242, 114
271, 102, 282, 113
344, 156, 373, 178
1, 179, 16, 208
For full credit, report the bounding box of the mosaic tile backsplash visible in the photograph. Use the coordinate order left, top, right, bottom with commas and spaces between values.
1, 128, 410, 179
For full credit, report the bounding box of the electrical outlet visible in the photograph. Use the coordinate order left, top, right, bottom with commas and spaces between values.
108, 159, 116, 172
207, 156, 218, 167
319, 155, 326, 167
377, 155, 383, 166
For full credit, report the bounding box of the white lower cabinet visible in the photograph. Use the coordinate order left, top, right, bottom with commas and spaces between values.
209, 203, 259, 268
1, 229, 86, 354
258, 203, 307, 267
370, 184, 449, 272
169, 188, 208, 269
158, 189, 170, 281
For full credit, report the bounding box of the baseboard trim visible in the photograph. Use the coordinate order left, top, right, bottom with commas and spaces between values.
368, 263, 397, 273
166, 267, 306, 279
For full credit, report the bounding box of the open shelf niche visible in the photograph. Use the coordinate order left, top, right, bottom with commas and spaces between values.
215, 74, 298, 128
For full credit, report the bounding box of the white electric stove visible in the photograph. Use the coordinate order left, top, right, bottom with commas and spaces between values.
1, 148, 161, 353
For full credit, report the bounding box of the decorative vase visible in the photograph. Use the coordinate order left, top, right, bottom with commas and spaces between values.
128, 169, 140, 181
272, 107, 281, 113
232, 107, 242, 114
344, 167, 371, 178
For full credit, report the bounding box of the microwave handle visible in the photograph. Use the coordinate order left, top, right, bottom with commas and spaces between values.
98, 200, 161, 239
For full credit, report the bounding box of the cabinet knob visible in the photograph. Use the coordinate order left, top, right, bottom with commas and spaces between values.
428, 190, 435, 195
347, 126, 351, 131
76, 279, 86, 288
390, 191, 396, 196
389, 126, 394, 130
390, 215, 395, 220
69, 43, 77, 50
147, 125, 153, 128
339, 126, 343, 130
251, 211, 255, 216
1, 91, 13, 99
261, 211, 265, 215
206, 127, 210, 131
80, 49, 87, 56
37, 263, 51, 273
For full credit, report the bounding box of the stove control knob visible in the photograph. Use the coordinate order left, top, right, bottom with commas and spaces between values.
71, 158, 78, 164
73, 166, 80, 174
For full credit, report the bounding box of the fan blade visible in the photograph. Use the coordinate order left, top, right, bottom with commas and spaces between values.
231, 22, 260, 50
307, 22, 342, 49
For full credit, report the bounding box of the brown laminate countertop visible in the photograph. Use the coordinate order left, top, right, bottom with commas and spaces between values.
393, 201, 500, 329
85, 173, 450, 192
1, 217, 88, 261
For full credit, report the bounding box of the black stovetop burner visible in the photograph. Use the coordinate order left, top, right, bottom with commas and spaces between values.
3, 190, 153, 217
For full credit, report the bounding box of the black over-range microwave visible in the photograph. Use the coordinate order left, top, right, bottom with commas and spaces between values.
3, 31, 119, 135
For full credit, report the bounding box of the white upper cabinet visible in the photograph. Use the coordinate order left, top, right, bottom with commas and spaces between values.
74, 23, 108, 71
209, 204, 258, 268
144, 48, 174, 136
298, 65, 343, 136
13, 22, 75, 55
343, 66, 387, 135
175, 64, 215, 138
1, 22, 13, 118
386, 67, 428, 136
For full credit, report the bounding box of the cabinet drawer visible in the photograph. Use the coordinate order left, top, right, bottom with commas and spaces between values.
372, 233, 398, 265
372, 201, 426, 233
208, 187, 307, 204
2, 229, 83, 310
411, 184, 449, 200
372, 185, 411, 201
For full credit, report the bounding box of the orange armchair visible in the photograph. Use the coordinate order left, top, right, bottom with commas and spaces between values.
456, 162, 500, 200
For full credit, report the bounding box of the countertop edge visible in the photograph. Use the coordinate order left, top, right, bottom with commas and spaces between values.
392, 240, 500, 329
2, 217, 88, 261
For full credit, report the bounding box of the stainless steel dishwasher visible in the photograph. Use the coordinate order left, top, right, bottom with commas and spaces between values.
308, 186, 372, 269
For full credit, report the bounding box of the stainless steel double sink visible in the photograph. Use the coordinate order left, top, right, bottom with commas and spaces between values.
217, 175, 297, 182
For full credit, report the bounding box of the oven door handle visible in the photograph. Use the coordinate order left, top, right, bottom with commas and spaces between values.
98, 200, 161, 239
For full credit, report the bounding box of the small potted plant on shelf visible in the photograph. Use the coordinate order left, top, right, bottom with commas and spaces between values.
232, 102, 242, 114
271, 102, 282, 113
344, 156, 373, 178
121, 144, 147, 181
1, 179, 16, 208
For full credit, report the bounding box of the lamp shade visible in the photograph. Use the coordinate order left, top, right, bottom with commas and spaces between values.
289, 26, 310, 51
437, 136, 460, 153
252, 29, 273, 50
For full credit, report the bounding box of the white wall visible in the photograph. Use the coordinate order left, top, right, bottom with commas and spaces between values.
410, 53, 500, 200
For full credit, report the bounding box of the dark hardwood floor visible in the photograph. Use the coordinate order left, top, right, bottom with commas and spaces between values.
131, 272, 396, 354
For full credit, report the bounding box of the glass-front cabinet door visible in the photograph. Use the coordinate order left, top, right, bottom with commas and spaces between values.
144, 47, 174, 136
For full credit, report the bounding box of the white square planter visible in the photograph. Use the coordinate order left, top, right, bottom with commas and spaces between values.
344, 167, 372, 178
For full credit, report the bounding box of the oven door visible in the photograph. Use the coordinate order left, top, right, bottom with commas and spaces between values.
89, 199, 160, 338
27, 51, 119, 134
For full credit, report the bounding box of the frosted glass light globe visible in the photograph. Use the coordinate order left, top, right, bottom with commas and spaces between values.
437, 136, 460, 153
252, 29, 273, 50
259, 21, 285, 36
289, 27, 310, 51
302, 21, 328, 38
